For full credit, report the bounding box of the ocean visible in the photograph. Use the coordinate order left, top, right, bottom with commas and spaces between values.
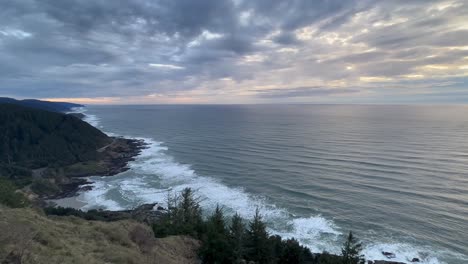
75, 104, 468, 264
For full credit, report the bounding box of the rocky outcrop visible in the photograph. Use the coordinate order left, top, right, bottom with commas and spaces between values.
97, 137, 147, 176
91, 203, 166, 224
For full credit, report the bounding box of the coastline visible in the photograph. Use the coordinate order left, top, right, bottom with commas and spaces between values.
44, 110, 147, 208
45, 137, 146, 208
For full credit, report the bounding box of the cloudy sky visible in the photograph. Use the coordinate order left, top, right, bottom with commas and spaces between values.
1, 0, 467, 104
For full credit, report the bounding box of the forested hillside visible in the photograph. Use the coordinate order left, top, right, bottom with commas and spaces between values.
0, 97, 83, 112
0, 103, 111, 171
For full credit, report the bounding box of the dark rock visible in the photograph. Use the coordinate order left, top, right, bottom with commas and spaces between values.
92, 203, 165, 224
382, 251, 396, 258
2, 251, 21, 264
411, 258, 420, 262
374, 261, 406, 264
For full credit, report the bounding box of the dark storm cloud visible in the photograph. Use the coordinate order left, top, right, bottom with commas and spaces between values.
0, 0, 467, 102
272, 32, 300, 45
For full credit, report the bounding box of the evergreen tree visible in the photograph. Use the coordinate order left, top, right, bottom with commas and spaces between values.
199, 205, 232, 263
341, 231, 364, 264
229, 213, 246, 263
279, 238, 308, 264
176, 187, 204, 237
153, 188, 204, 238
246, 208, 272, 264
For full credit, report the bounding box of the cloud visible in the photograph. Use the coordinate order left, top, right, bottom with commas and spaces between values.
253, 86, 359, 98
0, 0, 467, 103
148, 63, 185, 70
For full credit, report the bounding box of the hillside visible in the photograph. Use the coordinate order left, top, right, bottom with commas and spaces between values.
0, 103, 111, 170
0, 97, 83, 113
0, 206, 200, 264
0, 103, 144, 199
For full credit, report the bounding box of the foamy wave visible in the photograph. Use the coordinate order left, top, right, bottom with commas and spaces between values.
68, 106, 101, 128
81, 181, 124, 211
363, 243, 450, 264
271, 216, 342, 253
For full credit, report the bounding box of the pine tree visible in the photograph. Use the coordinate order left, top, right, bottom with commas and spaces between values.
246, 208, 272, 264
279, 238, 307, 264
178, 187, 203, 237
199, 205, 232, 264
341, 231, 365, 264
229, 213, 245, 263
153, 188, 204, 238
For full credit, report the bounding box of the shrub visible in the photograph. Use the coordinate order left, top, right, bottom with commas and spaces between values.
30, 178, 60, 197
0, 177, 28, 208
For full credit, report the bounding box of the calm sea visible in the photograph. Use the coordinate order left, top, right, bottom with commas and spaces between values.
76, 105, 468, 264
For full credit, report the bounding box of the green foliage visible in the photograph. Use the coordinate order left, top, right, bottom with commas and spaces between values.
279, 238, 312, 264
229, 212, 246, 262
30, 178, 60, 196
44, 206, 118, 221
63, 161, 105, 177
0, 97, 82, 113
151, 189, 369, 264
199, 205, 233, 263
315, 252, 345, 264
0, 164, 32, 187
0, 178, 28, 208
245, 208, 272, 263
341, 232, 365, 264
153, 188, 204, 238
153, 189, 315, 263
0, 103, 110, 169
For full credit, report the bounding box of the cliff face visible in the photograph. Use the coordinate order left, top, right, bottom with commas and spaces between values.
0, 206, 200, 264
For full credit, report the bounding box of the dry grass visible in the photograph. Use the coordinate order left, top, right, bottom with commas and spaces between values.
0, 206, 200, 264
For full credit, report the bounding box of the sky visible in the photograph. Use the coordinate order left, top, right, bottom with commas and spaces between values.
0, 0, 467, 104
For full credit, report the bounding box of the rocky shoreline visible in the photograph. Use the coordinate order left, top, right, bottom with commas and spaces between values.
38, 137, 147, 201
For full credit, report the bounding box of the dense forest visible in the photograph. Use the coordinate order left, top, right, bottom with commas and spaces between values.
0, 97, 83, 113
0, 103, 111, 185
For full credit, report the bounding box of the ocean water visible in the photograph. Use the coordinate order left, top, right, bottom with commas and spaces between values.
76, 105, 468, 264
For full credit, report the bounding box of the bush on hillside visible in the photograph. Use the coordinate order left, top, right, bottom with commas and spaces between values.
0, 164, 32, 187
0, 178, 28, 208
30, 178, 60, 197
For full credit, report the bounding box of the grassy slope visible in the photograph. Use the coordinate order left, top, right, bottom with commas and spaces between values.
0, 206, 200, 264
